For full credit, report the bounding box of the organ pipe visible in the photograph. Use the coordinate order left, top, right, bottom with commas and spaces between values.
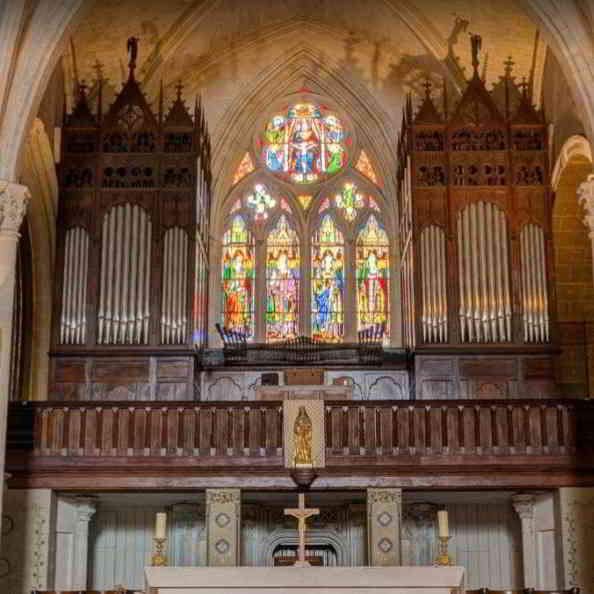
60, 227, 89, 344
161, 227, 189, 344
98, 203, 151, 344
420, 225, 447, 343
520, 224, 549, 342
457, 202, 511, 343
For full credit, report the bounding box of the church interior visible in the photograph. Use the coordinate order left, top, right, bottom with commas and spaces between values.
0, 1, 594, 593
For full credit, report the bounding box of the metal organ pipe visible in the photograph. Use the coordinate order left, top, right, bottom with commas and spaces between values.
457, 202, 511, 343
520, 224, 549, 342
420, 225, 447, 343
161, 227, 189, 344
98, 204, 151, 344
60, 227, 89, 344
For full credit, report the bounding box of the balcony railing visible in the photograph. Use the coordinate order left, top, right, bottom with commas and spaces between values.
6, 398, 594, 488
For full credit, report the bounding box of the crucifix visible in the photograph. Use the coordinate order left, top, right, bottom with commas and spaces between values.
284, 493, 319, 567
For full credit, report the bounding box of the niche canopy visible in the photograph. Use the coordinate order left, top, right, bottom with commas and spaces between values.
261, 102, 347, 184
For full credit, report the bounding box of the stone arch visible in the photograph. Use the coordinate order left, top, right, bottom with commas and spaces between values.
260, 528, 349, 567
552, 135, 593, 191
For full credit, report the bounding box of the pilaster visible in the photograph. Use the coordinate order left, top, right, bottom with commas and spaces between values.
367, 488, 402, 566
0, 181, 30, 530
206, 488, 241, 567
512, 493, 536, 588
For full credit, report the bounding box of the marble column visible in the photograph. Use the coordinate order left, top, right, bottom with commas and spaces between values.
512, 493, 537, 588
367, 488, 402, 566
206, 488, 241, 567
0, 181, 30, 527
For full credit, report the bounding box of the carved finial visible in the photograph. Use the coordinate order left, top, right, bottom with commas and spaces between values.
127, 37, 139, 78
176, 80, 183, 101
470, 33, 482, 74
504, 56, 515, 78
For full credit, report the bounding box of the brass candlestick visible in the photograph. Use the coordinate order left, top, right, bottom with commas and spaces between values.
435, 536, 452, 566
152, 537, 168, 567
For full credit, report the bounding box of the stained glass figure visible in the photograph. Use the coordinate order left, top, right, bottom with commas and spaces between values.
247, 183, 276, 220
222, 216, 255, 338
263, 103, 347, 184
233, 152, 255, 185
355, 150, 378, 185
266, 215, 300, 342
356, 215, 389, 337
319, 197, 330, 213
297, 195, 312, 211
335, 181, 365, 221
311, 215, 344, 342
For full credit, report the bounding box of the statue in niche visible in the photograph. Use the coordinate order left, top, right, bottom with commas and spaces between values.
293, 406, 313, 467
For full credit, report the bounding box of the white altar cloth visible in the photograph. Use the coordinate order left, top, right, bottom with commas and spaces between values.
145, 566, 464, 594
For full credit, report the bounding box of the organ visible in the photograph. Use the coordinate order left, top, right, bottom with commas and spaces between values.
398, 40, 557, 398
49, 40, 211, 401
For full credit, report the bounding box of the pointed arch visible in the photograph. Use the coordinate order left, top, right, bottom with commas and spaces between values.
266, 215, 300, 341
356, 215, 390, 338
221, 215, 255, 339
311, 214, 345, 342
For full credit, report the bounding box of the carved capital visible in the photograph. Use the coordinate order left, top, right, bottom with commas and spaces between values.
512, 493, 535, 521
368, 488, 402, 506
0, 181, 30, 233
578, 174, 594, 236
206, 488, 241, 505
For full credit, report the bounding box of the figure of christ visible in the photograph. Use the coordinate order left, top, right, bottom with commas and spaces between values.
284, 494, 320, 567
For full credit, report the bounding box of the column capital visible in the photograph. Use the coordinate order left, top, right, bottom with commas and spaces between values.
0, 181, 30, 233
512, 493, 535, 521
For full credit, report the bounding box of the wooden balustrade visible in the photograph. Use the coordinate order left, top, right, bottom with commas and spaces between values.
6, 398, 593, 489
324, 400, 581, 457
30, 401, 283, 458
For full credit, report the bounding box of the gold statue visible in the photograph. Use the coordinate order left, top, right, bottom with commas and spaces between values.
293, 406, 313, 467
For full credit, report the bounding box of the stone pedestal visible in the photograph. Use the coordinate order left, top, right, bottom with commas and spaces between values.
0, 182, 29, 530
367, 488, 402, 566
206, 489, 241, 567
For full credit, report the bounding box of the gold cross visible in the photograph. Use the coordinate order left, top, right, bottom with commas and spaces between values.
284, 493, 320, 566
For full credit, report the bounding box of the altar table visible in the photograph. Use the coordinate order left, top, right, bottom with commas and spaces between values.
145, 566, 464, 594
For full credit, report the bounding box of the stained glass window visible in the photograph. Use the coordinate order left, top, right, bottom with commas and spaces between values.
335, 181, 365, 221
266, 215, 300, 342
297, 195, 313, 211
247, 183, 276, 220
262, 103, 347, 184
355, 150, 378, 185
356, 215, 389, 337
319, 197, 330, 213
311, 215, 344, 342
233, 152, 254, 185
222, 216, 255, 338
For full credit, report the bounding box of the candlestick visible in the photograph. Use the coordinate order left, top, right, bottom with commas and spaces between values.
435, 536, 452, 566
437, 509, 448, 538
155, 512, 167, 540
152, 537, 168, 567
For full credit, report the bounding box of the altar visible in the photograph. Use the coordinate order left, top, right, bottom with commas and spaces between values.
144, 566, 464, 594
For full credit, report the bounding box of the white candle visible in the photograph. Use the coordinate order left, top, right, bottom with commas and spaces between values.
155, 512, 167, 540
437, 510, 449, 538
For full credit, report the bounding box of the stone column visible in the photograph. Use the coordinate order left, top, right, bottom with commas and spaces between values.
513, 493, 537, 588
72, 499, 96, 589
0, 181, 30, 525
206, 488, 241, 567
367, 488, 402, 566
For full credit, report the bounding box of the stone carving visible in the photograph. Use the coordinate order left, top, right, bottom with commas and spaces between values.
0, 181, 30, 232
512, 493, 535, 520
368, 489, 402, 505
206, 490, 240, 505
578, 174, 594, 239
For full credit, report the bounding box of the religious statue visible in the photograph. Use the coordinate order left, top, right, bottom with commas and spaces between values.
293, 406, 313, 467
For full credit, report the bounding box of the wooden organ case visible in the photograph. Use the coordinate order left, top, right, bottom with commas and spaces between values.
398, 40, 558, 399
49, 40, 212, 401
